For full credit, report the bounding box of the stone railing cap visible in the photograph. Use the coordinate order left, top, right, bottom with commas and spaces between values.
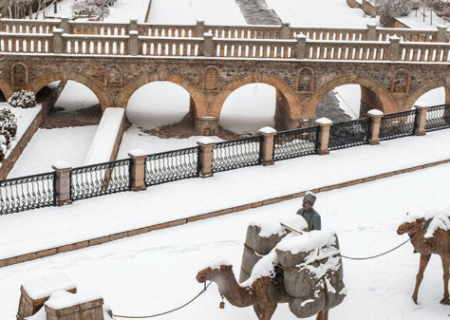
204, 32, 213, 37
54, 28, 64, 33
437, 24, 448, 29
259, 126, 277, 134
52, 161, 72, 170
390, 35, 401, 41
197, 137, 215, 145
296, 32, 307, 39
129, 30, 139, 35
414, 101, 430, 108
316, 117, 333, 125
368, 109, 384, 116
128, 149, 148, 157
367, 23, 377, 27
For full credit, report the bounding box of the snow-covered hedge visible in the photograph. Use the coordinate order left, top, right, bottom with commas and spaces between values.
0, 109, 17, 161
376, 0, 415, 18
72, 0, 110, 17
8, 90, 37, 109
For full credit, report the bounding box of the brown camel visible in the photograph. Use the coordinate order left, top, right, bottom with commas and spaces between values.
397, 217, 450, 305
196, 263, 329, 320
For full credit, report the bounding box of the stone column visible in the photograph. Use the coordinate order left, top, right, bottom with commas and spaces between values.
259, 127, 277, 166
129, 30, 139, 56
0, 14, 3, 32
52, 161, 72, 206
389, 36, 400, 61
366, 23, 377, 41
203, 32, 213, 57
414, 102, 430, 136
53, 28, 63, 54
437, 25, 448, 43
128, 149, 147, 192
281, 22, 291, 39
129, 18, 138, 32
197, 138, 216, 178
367, 109, 384, 145
195, 20, 205, 37
60, 17, 70, 33
195, 116, 219, 135
295, 33, 307, 59
316, 118, 333, 155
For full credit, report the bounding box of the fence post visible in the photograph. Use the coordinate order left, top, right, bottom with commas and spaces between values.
367, 109, 384, 145
203, 32, 213, 57
197, 137, 216, 178
366, 23, 377, 41
389, 36, 400, 61
295, 33, 307, 59
130, 18, 138, 32
0, 14, 2, 32
128, 149, 147, 191
259, 127, 277, 166
437, 25, 448, 42
281, 22, 291, 39
195, 20, 205, 37
52, 161, 72, 206
129, 30, 139, 56
60, 17, 70, 33
316, 118, 333, 155
414, 102, 430, 136
53, 28, 63, 54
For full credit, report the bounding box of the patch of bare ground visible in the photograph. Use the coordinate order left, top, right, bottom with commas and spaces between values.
41, 104, 102, 129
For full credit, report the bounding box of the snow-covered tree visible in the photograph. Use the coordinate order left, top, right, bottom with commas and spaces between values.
0, 109, 17, 160
72, 0, 110, 17
376, 0, 414, 18
8, 90, 37, 109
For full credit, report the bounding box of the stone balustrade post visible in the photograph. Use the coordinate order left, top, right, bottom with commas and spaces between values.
60, 17, 70, 33
259, 127, 277, 166
197, 138, 216, 178
437, 25, 448, 42
203, 32, 213, 57
295, 33, 307, 59
128, 149, 147, 192
195, 20, 205, 37
130, 18, 138, 32
389, 36, 400, 61
53, 28, 63, 54
129, 30, 139, 56
316, 118, 333, 155
0, 14, 3, 32
414, 102, 431, 136
366, 23, 377, 41
367, 109, 384, 145
281, 22, 291, 39
52, 161, 72, 206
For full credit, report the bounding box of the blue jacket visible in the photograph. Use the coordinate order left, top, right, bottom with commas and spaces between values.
296, 208, 321, 231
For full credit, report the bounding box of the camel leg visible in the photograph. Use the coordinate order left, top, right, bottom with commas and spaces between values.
316, 310, 329, 320
253, 303, 277, 320
440, 257, 450, 305
412, 254, 431, 304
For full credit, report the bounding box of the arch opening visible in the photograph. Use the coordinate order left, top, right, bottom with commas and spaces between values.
412, 87, 446, 108
0, 89, 5, 102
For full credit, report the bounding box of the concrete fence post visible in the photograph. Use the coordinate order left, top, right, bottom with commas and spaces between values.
281, 22, 291, 39
53, 28, 63, 54
203, 32, 213, 57
0, 14, 3, 32
366, 23, 377, 41
60, 17, 70, 33
414, 102, 431, 136
52, 161, 72, 206
389, 35, 400, 61
259, 127, 277, 166
195, 20, 205, 37
129, 18, 138, 32
197, 137, 216, 178
367, 109, 384, 145
295, 33, 307, 59
437, 25, 448, 43
316, 118, 333, 155
129, 30, 139, 56
128, 149, 147, 192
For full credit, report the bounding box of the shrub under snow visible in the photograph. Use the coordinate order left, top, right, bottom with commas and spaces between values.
376, 0, 415, 18
0, 109, 17, 161
8, 90, 37, 109
72, 0, 110, 17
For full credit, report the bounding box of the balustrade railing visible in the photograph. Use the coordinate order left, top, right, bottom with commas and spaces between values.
306, 40, 389, 60
139, 24, 195, 38
214, 39, 295, 58
292, 28, 366, 41
70, 22, 129, 36
379, 110, 417, 141
377, 28, 438, 42
212, 137, 262, 173
0, 172, 55, 214
1, 18, 59, 34
144, 147, 200, 186
63, 35, 129, 55
139, 37, 202, 56
329, 118, 370, 150
207, 25, 281, 39
425, 105, 450, 132
398, 43, 450, 62
0, 34, 53, 53
70, 159, 131, 201
273, 126, 319, 161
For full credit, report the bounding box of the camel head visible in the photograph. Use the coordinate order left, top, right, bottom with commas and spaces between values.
196, 264, 233, 283
397, 218, 425, 236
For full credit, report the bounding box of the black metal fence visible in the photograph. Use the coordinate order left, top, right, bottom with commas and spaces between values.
212, 137, 262, 173
329, 118, 371, 151
425, 105, 450, 132
70, 159, 132, 201
0, 172, 55, 215
145, 147, 200, 186
379, 110, 417, 141
273, 126, 319, 161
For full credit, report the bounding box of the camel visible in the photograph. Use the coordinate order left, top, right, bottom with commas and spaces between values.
397, 217, 450, 305
196, 263, 329, 320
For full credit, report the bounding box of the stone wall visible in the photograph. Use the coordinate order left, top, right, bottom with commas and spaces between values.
361, 0, 377, 18
346, 0, 362, 9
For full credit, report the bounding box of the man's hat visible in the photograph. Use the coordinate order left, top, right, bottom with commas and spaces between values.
304, 191, 316, 205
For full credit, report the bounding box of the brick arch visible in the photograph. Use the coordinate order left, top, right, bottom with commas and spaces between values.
305, 75, 396, 117
115, 73, 208, 117
29, 71, 113, 110
403, 78, 447, 109
209, 73, 302, 118
0, 78, 14, 99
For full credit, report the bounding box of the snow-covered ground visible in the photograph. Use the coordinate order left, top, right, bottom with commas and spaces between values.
397, 6, 449, 29
54, 81, 99, 113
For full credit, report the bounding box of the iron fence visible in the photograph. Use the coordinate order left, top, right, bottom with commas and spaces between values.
273, 126, 319, 161
145, 147, 200, 186
379, 110, 417, 141
329, 118, 371, 150
70, 159, 132, 201
0, 172, 55, 215
212, 137, 262, 173
425, 105, 450, 132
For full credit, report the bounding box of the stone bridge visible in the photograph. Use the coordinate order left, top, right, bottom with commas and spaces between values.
1, 18, 450, 133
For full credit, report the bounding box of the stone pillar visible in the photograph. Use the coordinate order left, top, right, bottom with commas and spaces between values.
128, 149, 147, 192
60, 17, 70, 33
195, 116, 218, 135
195, 20, 205, 37
389, 36, 400, 61
259, 127, 277, 166
129, 18, 138, 32
52, 161, 72, 206
197, 138, 216, 178
316, 118, 333, 155
53, 29, 63, 54
129, 30, 139, 56
281, 22, 291, 39
367, 109, 384, 145
45, 294, 104, 320
366, 23, 377, 41
0, 14, 3, 32
414, 102, 430, 136
295, 33, 307, 59
203, 32, 213, 57
437, 25, 448, 43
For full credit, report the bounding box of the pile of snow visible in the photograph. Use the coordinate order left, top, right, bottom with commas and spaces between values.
249, 215, 307, 238
22, 272, 76, 300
